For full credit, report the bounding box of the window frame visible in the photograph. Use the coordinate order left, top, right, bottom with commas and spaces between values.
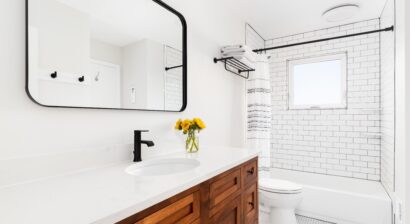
288, 53, 347, 110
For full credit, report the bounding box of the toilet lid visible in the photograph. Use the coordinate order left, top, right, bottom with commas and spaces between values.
259, 178, 302, 194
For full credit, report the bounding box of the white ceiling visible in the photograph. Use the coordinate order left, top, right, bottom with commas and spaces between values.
223, 0, 388, 39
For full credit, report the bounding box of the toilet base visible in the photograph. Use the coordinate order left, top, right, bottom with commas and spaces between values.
269, 208, 297, 224
258, 178, 303, 224
259, 205, 297, 224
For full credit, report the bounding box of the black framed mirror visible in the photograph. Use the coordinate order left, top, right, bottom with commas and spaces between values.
26, 0, 187, 112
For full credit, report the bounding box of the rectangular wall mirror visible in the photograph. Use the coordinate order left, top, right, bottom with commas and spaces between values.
26, 0, 187, 112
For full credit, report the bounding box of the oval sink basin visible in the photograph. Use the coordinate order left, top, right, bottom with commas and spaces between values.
125, 158, 200, 176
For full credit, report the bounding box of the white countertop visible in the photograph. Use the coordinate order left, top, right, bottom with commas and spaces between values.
0, 146, 258, 224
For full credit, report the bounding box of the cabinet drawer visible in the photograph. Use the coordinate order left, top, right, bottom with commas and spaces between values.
243, 183, 258, 224
134, 191, 200, 224
209, 195, 242, 224
242, 159, 257, 186
209, 168, 242, 208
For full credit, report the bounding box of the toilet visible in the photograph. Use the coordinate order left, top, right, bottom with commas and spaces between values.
259, 178, 303, 224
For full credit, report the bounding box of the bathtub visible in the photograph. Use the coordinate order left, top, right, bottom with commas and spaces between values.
269, 168, 392, 224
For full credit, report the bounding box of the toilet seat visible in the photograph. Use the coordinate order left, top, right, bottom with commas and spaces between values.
259, 178, 302, 194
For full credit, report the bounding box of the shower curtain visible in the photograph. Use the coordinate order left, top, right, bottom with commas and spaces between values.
246, 54, 271, 176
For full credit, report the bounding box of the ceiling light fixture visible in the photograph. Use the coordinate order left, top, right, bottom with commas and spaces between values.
322, 4, 360, 22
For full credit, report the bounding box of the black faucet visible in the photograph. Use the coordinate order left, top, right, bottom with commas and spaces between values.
133, 130, 155, 162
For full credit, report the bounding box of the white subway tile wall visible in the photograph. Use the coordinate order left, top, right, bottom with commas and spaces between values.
245, 24, 265, 51
266, 19, 382, 181
380, 0, 395, 193
164, 46, 183, 111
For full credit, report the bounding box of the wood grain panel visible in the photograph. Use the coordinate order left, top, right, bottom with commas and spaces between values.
209, 169, 241, 208
209, 195, 242, 224
243, 183, 258, 224
134, 191, 199, 224
242, 159, 258, 188
117, 186, 200, 224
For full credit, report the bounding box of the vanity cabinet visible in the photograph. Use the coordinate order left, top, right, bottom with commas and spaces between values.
243, 183, 258, 224
117, 157, 258, 224
208, 195, 242, 223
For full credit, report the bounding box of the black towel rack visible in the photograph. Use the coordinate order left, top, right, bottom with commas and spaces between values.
213, 57, 255, 79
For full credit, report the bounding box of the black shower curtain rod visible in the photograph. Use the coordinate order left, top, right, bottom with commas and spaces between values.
253, 25, 394, 53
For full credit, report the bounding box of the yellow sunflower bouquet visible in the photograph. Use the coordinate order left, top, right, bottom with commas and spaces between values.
175, 118, 206, 152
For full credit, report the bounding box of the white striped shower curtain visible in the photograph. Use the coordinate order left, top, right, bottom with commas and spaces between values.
246, 54, 271, 176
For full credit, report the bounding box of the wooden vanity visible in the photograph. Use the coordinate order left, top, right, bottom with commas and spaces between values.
117, 157, 258, 224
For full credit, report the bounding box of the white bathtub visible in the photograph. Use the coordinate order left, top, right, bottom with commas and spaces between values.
269, 168, 392, 224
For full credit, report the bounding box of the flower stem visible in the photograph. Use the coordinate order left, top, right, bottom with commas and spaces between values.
186, 130, 199, 153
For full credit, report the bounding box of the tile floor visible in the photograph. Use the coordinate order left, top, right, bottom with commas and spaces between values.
296, 215, 336, 224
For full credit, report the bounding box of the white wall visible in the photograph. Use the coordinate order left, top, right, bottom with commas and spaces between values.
380, 0, 395, 196
0, 0, 246, 187
394, 0, 410, 223
29, 0, 90, 74
267, 19, 382, 181
406, 1, 410, 221
29, 0, 91, 107
121, 40, 150, 109
90, 39, 122, 65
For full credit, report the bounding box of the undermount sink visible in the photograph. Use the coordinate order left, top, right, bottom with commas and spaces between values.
125, 158, 200, 176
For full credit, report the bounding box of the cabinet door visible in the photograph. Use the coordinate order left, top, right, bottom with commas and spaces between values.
209, 195, 242, 224
209, 168, 242, 208
131, 191, 200, 224
243, 183, 258, 224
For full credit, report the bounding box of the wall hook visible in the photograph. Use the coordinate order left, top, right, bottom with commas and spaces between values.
50, 71, 57, 79
95, 72, 100, 82
78, 76, 85, 82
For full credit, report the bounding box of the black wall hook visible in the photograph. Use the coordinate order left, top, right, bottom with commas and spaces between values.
78, 76, 85, 82
165, 65, 183, 71
50, 71, 57, 79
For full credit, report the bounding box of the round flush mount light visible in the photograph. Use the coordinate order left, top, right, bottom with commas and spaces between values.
322, 4, 360, 22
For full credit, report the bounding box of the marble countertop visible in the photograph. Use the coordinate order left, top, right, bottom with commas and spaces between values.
0, 146, 259, 224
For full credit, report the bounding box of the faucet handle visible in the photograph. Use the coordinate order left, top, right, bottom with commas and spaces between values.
134, 130, 149, 133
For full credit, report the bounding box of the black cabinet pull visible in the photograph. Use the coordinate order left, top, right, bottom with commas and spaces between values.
247, 167, 255, 175
248, 201, 254, 208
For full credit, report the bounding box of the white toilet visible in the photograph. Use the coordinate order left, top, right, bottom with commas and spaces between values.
259, 178, 303, 224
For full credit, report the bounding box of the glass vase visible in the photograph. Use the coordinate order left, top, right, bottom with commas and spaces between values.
186, 131, 199, 153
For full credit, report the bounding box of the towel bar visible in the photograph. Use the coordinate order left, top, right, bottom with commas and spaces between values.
213, 57, 255, 79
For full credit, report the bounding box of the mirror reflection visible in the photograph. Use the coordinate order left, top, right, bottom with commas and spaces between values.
28, 0, 185, 111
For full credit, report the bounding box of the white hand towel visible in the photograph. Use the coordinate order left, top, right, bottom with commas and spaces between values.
221, 45, 243, 53
221, 45, 254, 55
222, 51, 256, 62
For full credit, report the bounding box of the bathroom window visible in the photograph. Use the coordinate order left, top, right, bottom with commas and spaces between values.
288, 53, 347, 109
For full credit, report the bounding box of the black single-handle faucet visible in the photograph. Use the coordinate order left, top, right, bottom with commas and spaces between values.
134, 130, 155, 162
